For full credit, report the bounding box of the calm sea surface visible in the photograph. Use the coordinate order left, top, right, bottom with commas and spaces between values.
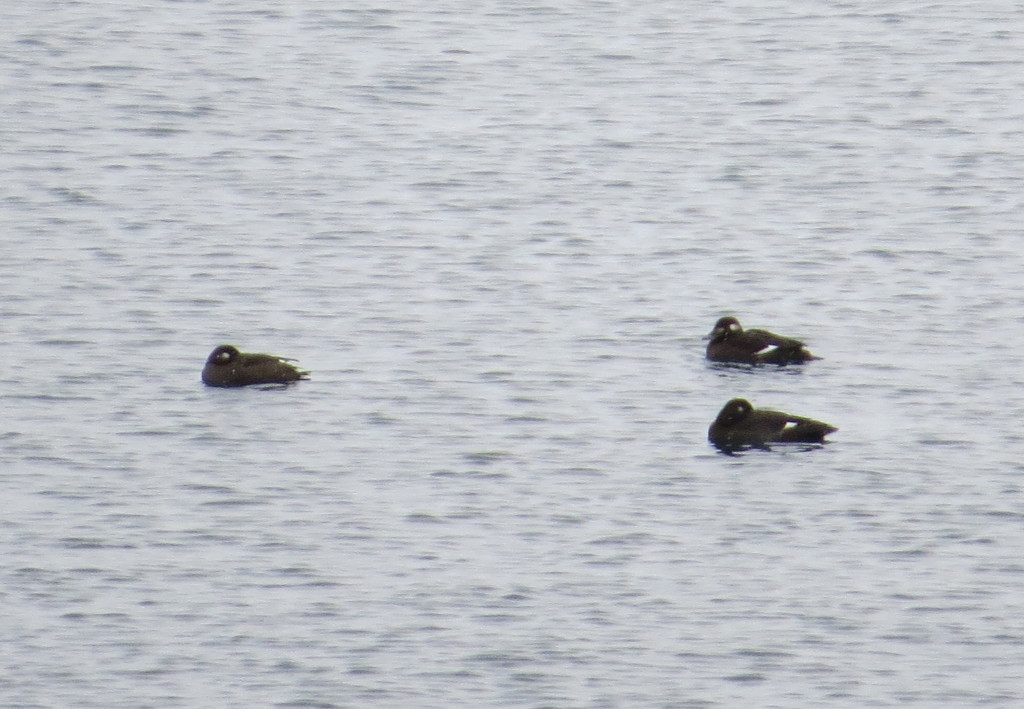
3, 1, 1024, 707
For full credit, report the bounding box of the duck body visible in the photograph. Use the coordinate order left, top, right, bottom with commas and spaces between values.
202, 345, 309, 387
705, 316, 819, 365
708, 398, 836, 451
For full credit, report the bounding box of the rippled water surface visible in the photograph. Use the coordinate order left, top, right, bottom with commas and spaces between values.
3, 1, 1024, 707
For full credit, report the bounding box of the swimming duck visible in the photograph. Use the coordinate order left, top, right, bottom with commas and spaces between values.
201, 345, 309, 387
705, 316, 820, 365
708, 398, 836, 451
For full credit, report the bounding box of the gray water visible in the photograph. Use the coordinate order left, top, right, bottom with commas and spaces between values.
3, 1, 1024, 707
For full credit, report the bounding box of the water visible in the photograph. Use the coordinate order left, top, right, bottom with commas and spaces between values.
3, 1, 1024, 707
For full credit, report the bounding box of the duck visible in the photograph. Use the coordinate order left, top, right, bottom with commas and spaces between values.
705, 316, 820, 365
708, 398, 836, 451
201, 345, 309, 388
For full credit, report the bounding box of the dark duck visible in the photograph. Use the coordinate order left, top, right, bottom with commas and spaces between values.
202, 345, 309, 387
705, 316, 820, 365
708, 398, 837, 452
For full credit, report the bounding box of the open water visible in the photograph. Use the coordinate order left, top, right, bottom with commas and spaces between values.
3, 1, 1024, 707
